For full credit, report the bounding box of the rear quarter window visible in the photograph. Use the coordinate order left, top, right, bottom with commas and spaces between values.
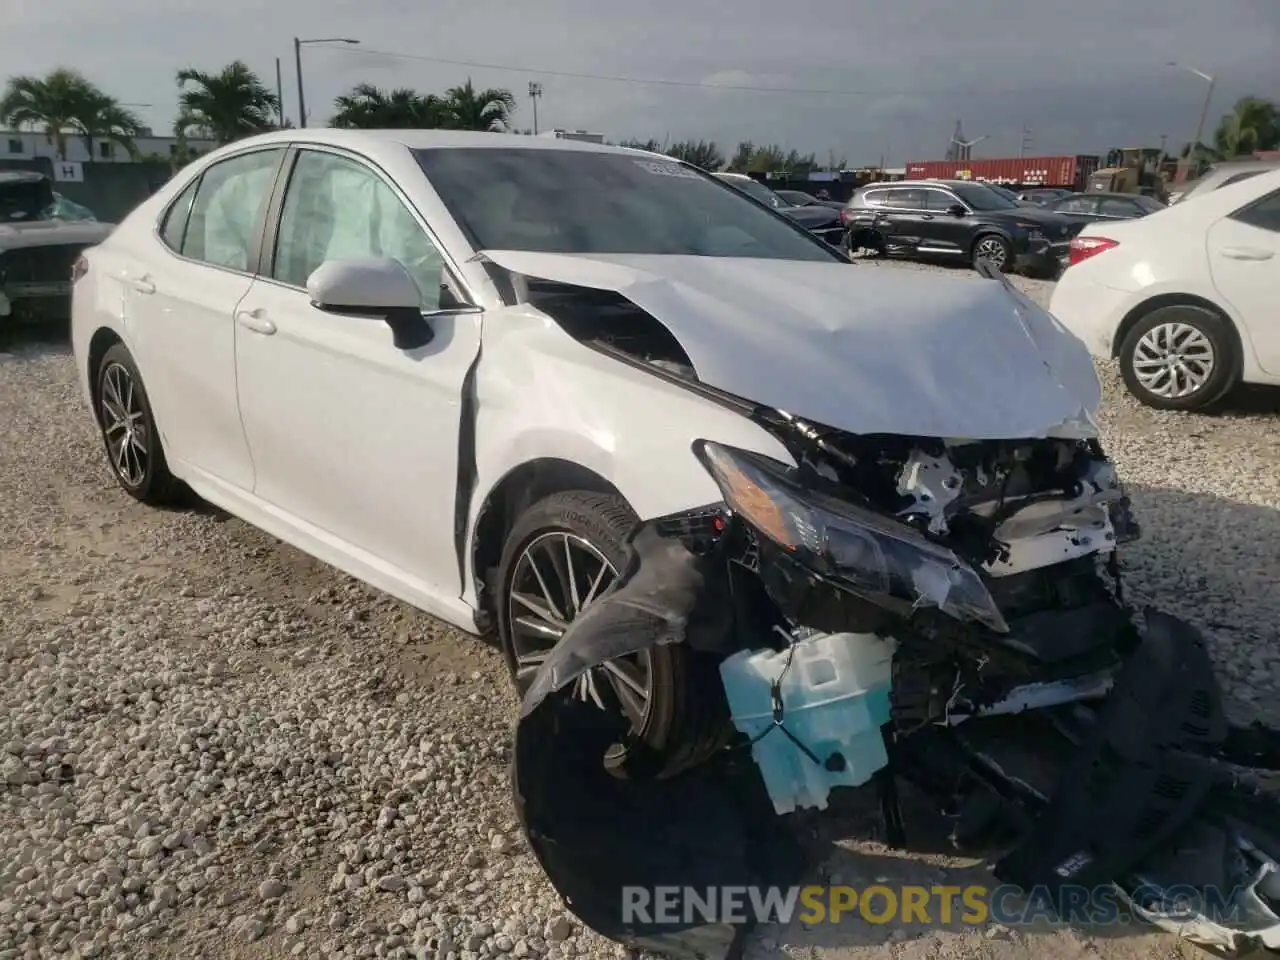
159, 177, 201, 252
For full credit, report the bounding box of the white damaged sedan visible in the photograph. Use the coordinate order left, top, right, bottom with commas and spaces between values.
72, 129, 1110, 748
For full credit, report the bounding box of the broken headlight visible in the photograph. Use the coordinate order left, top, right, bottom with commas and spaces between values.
692, 440, 1009, 633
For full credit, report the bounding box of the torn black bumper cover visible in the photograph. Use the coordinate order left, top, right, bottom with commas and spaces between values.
511, 524, 806, 959
512, 522, 1280, 956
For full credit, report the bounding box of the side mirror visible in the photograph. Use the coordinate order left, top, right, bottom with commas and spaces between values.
307, 258, 433, 350
948, 204, 967, 218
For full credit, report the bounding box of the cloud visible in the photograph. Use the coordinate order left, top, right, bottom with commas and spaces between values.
0, 0, 1275, 162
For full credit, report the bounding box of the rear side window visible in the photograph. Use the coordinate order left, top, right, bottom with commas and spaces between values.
861, 189, 889, 208
1219, 170, 1266, 190
1056, 196, 1095, 214
180, 149, 284, 271
1098, 197, 1137, 217
159, 177, 200, 252
1231, 189, 1280, 233
886, 188, 926, 209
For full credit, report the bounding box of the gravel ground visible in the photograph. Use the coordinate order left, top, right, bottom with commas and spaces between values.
2, 260, 1279, 960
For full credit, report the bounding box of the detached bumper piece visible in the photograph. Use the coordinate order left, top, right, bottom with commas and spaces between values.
511, 523, 806, 959
995, 608, 1226, 893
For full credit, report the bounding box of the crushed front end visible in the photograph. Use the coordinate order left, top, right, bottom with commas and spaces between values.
513, 413, 1280, 956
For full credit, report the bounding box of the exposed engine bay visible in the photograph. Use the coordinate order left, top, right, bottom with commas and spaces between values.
506, 265, 1280, 960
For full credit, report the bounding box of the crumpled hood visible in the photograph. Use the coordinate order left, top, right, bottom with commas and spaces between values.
0, 219, 115, 251
480, 250, 1102, 440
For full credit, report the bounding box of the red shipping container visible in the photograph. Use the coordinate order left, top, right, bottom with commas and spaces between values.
904, 155, 1100, 190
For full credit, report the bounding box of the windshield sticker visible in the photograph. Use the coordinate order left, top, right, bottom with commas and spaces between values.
633, 159, 700, 179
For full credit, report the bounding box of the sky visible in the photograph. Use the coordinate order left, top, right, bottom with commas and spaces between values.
1, 0, 1277, 166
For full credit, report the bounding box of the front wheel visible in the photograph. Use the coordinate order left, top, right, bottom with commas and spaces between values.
972, 233, 1012, 272
495, 491, 723, 778
1117, 305, 1238, 411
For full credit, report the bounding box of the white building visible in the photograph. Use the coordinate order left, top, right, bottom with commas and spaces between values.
1, 127, 219, 164
536, 129, 605, 144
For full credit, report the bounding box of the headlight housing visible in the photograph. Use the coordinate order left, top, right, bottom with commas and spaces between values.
693, 440, 1009, 633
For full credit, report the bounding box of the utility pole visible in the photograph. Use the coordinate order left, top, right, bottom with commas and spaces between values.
294, 37, 360, 129
527, 82, 543, 135
1168, 61, 1215, 181
275, 58, 286, 128
1019, 125, 1032, 159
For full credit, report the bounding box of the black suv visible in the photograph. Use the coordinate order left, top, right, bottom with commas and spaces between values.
842, 179, 1080, 276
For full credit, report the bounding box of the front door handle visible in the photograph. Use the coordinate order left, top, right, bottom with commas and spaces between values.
1219, 246, 1274, 261
236, 309, 277, 335
130, 275, 155, 295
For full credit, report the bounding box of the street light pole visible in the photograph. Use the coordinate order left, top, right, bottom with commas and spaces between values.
527, 82, 542, 135
1169, 62, 1216, 180
294, 37, 360, 129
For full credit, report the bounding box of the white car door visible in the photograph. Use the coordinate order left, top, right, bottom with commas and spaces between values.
1206, 187, 1280, 375
233, 146, 482, 598
129, 146, 287, 490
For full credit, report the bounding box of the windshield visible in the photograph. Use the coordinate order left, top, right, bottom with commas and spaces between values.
44, 193, 97, 221
951, 182, 1020, 211
415, 148, 840, 261
1132, 194, 1165, 214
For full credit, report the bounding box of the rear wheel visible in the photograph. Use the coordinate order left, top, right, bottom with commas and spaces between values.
1117, 304, 1238, 411
95, 344, 181, 505
495, 491, 724, 778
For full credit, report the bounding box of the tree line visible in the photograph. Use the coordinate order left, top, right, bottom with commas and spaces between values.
2, 64, 1278, 173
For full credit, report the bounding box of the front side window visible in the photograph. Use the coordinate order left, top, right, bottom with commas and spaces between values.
921, 190, 956, 212
950, 183, 1019, 211
272, 150, 446, 310
181, 149, 283, 270
415, 148, 840, 262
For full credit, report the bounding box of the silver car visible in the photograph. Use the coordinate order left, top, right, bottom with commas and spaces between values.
1168, 158, 1280, 204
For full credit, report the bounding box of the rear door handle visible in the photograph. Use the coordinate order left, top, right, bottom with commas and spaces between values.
236, 309, 276, 335
1219, 246, 1274, 261
127, 273, 155, 294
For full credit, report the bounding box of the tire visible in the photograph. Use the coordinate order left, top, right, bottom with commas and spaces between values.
971, 233, 1013, 272
95, 343, 181, 505
495, 491, 725, 779
1117, 304, 1238, 411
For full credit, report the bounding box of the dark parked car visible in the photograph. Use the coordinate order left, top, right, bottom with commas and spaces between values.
1, 171, 113, 338
713, 173, 846, 246
1044, 190, 1164, 227
775, 188, 844, 210
841, 179, 1079, 276
1018, 187, 1073, 205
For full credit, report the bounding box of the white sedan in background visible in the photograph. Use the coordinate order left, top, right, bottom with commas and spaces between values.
1050, 168, 1280, 410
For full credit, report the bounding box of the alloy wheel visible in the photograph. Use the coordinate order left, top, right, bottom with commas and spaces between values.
100, 362, 148, 487
506, 531, 655, 732
1132, 322, 1215, 399
974, 237, 1008, 268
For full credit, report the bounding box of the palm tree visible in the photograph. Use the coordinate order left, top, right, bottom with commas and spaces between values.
73, 91, 143, 161
441, 79, 516, 131
330, 84, 447, 129
174, 61, 279, 144
0, 68, 97, 160
1213, 97, 1280, 159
